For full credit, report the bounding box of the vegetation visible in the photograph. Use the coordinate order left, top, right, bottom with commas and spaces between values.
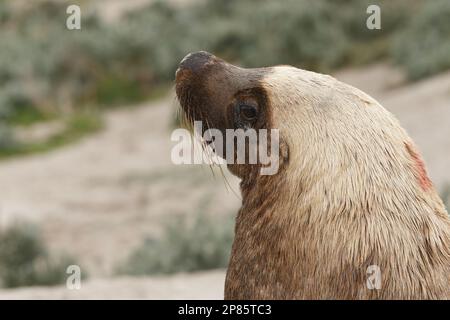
0, 223, 79, 288
0, 112, 102, 159
1, 0, 449, 155
118, 209, 234, 275
392, 0, 450, 80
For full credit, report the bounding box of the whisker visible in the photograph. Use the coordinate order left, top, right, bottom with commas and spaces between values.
175, 90, 240, 199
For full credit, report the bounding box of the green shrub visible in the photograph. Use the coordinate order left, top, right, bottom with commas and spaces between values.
202, 0, 350, 71
0, 111, 102, 159
0, 1, 10, 25
118, 212, 234, 275
0, 223, 78, 288
0, 123, 17, 152
392, 0, 450, 80
3, 0, 449, 154
0, 0, 430, 127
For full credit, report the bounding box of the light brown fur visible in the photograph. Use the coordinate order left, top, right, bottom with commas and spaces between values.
175, 53, 450, 299
225, 67, 450, 299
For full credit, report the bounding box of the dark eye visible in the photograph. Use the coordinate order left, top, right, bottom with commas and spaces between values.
239, 104, 258, 121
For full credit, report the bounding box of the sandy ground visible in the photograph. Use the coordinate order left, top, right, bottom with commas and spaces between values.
0, 63, 449, 299
0, 270, 225, 300
0, 96, 240, 276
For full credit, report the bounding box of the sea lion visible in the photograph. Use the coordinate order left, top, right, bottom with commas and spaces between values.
175, 51, 450, 299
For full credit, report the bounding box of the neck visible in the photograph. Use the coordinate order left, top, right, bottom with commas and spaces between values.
225, 162, 450, 299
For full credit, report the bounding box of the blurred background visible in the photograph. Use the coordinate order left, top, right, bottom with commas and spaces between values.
0, 0, 449, 299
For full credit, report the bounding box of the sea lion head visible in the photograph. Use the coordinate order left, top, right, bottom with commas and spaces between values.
175, 51, 437, 199
175, 51, 288, 180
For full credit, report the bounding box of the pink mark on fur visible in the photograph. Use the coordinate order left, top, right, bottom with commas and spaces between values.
405, 142, 432, 191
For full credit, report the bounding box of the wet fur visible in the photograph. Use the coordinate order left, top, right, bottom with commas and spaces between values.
176, 56, 450, 299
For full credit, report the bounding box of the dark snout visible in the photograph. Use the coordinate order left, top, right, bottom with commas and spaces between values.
174, 51, 265, 134
175, 51, 229, 131
177, 51, 214, 76
175, 51, 218, 93
174, 51, 271, 167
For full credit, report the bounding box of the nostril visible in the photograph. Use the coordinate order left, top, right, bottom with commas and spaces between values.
178, 51, 213, 73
